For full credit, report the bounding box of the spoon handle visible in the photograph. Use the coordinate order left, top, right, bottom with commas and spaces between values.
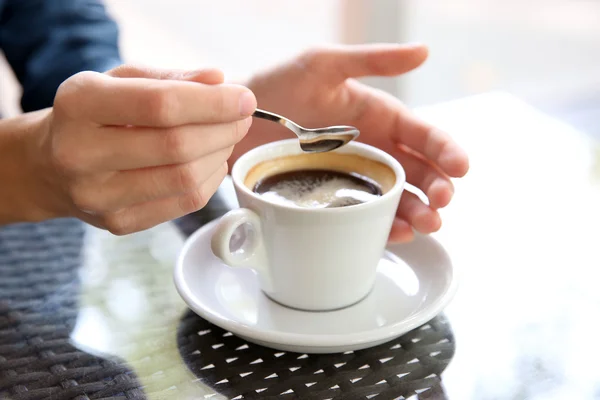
253, 108, 288, 125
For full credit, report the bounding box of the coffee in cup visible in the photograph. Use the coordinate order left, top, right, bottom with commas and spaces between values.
245, 152, 395, 209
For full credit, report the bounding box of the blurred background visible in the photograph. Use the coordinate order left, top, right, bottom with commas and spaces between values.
1, 0, 599, 139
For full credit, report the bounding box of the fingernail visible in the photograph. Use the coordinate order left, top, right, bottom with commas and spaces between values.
186, 68, 222, 77
239, 91, 257, 116
182, 69, 203, 78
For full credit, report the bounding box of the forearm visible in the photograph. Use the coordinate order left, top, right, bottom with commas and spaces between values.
0, 110, 58, 225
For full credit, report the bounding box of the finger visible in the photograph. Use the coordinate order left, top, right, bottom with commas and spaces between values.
302, 43, 428, 83
349, 81, 469, 177
392, 110, 470, 178
107, 65, 225, 85
73, 72, 256, 126
84, 117, 252, 171
183, 69, 225, 85
394, 146, 454, 209
102, 147, 233, 210
397, 191, 441, 234
95, 162, 228, 235
350, 82, 469, 178
389, 218, 414, 243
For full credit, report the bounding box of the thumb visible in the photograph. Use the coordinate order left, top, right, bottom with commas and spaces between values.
106, 65, 225, 85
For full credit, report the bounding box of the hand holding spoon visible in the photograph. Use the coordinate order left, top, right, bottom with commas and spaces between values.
252, 109, 359, 153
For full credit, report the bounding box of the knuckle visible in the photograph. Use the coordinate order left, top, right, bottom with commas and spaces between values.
106, 64, 142, 78
299, 47, 327, 68
300, 48, 319, 63
174, 162, 199, 193
179, 187, 209, 214
162, 128, 190, 162
147, 86, 177, 125
207, 87, 226, 118
69, 182, 115, 213
224, 146, 235, 161
54, 71, 98, 115
49, 139, 82, 175
365, 57, 385, 75
53, 87, 71, 115
231, 119, 250, 142
219, 161, 229, 179
103, 212, 134, 236
193, 186, 210, 209
69, 186, 97, 212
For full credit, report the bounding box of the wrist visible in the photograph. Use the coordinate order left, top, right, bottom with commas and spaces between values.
0, 109, 63, 224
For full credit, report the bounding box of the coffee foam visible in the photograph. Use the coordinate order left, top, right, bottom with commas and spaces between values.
244, 152, 396, 200
258, 172, 381, 208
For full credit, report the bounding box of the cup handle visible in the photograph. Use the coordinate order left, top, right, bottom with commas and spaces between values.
210, 208, 273, 291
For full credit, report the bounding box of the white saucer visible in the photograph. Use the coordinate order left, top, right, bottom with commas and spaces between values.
174, 218, 457, 354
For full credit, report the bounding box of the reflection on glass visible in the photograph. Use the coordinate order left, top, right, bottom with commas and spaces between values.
216, 270, 259, 325
70, 223, 219, 399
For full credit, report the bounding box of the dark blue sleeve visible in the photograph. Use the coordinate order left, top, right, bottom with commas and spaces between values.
0, 0, 122, 112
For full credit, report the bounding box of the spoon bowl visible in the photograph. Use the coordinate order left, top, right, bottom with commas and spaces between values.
253, 109, 359, 153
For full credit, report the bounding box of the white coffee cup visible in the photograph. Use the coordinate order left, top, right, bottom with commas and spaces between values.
211, 139, 405, 311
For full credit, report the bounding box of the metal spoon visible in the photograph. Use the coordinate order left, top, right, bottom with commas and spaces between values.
252, 109, 359, 153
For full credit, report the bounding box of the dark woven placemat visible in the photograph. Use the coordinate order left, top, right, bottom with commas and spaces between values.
0, 218, 146, 400
176, 310, 454, 400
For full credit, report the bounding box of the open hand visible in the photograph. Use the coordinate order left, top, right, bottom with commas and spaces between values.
236, 43, 469, 242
